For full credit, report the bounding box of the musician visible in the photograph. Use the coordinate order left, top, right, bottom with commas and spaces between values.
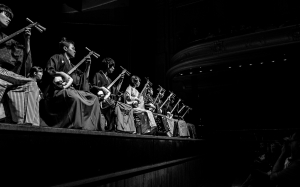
91, 57, 124, 131
124, 75, 141, 106
28, 66, 43, 81
0, 4, 40, 126
124, 75, 157, 135
43, 37, 102, 130
27, 66, 48, 127
144, 87, 156, 112
27, 66, 43, 99
163, 97, 175, 116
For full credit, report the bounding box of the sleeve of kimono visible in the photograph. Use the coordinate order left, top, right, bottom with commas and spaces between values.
125, 86, 136, 102
125, 86, 131, 97
24, 48, 32, 77
90, 73, 100, 95
9, 40, 32, 76
92, 73, 99, 87
46, 55, 59, 78
110, 79, 117, 95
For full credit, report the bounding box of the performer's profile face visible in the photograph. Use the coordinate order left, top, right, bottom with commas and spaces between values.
66, 44, 76, 58
0, 11, 11, 28
108, 65, 114, 74
148, 88, 153, 95
35, 71, 43, 81
134, 79, 140, 87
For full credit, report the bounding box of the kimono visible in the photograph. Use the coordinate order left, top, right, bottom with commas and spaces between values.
0, 32, 40, 126
91, 70, 117, 131
124, 85, 157, 134
43, 53, 101, 130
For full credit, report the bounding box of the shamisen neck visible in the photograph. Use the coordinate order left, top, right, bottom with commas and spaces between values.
99, 70, 108, 75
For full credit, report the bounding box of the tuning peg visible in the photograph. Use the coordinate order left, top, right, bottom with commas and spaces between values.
85, 47, 100, 58
120, 66, 131, 76
26, 18, 46, 33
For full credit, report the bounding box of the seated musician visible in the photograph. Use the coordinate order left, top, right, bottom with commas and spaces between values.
144, 87, 156, 112
42, 37, 101, 130
27, 66, 48, 127
124, 75, 141, 106
27, 66, 43, 100
164, 97, 180, 136
0, 4, 40, 126
90, 57, 124, 131
153, 91, 173, 137
162, 97, 174, 117
144, 87, 168, 134
124, 75, 157, 135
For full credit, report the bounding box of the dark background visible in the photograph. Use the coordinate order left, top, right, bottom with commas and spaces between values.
171, 45, 299, 130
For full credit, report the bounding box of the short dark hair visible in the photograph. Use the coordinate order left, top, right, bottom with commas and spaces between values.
0, 4, 13, 19
146, 87, 153, 95
99, 57, 115, 70
102, 57, 115, 67
58, 37, 74, 53
28, 66, 43, 78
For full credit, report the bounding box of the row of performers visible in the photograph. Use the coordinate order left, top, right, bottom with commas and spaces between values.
0, 5, 191, 136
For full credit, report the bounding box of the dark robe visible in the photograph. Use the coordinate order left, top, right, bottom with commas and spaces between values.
91, 70, 117, 131
43, 53, 101, 130
91, 70, 117, 96
0, 33, 32, 75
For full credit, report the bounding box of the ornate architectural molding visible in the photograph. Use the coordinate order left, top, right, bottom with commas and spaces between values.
167, 25, 300, 78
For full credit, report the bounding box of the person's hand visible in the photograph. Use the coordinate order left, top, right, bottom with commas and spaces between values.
54, 76, 63, 84
148, 103, 156, 109
97, 90, 104, 97
120, 73, 125, 80
53, 76, 64, 88
135, 98, 141, 104
85, 56, 91, 64
62, 75, 73, 89
100, 86, 110, 94
24, 27, 31, 41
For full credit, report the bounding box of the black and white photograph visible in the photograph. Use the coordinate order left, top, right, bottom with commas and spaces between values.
1, 0, 299, 186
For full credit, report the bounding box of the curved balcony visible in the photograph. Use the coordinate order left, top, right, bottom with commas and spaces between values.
167, 24, 300, 79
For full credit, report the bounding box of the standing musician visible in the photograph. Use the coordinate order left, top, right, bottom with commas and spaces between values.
0, 4, 40, 126
91, 57, 124, 131
43, 37, 103, 130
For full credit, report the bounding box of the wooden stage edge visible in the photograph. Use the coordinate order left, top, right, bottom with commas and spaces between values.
0, 123, 201, 141
0, 122, 203, 186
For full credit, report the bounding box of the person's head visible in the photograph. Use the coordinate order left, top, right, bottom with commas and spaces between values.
0, 4, 13, 28
101, 58, 115, 74
59, 37, 76, 58
28, 66, 43, 81
147, 87, 153, 96
170, 96, 175, 104
130, 75, 141, 88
